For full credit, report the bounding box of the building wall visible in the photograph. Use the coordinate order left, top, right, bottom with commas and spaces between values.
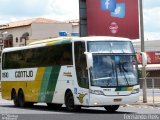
72, 25, 79, 33
133, 40, 160, 52
0, 26, 31, 47
0, 22, 75, 67
133, 40, 160, 87
29, 23, 72, 41
0, 22, 74, 47
9, 26, 31, 47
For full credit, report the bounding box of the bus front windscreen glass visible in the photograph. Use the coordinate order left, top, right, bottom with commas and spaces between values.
90, 55, 138, 87
88, 41, 134, 53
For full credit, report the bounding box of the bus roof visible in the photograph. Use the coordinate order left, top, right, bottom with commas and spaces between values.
2, 36, 131, 53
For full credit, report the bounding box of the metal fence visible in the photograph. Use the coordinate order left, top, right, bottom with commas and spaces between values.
139, 77, 160, 106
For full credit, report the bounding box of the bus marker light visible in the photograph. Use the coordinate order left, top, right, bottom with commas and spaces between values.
94, 102, 98, 105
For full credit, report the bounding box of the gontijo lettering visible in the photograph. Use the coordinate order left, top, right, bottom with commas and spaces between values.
15, 70, 33, 78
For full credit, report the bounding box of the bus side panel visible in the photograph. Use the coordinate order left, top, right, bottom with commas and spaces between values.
38, 66, 61, 103
1, 81, 26, 100
52, 66, 75, 104
52, 66, 90, 106
1, 68, 45, 102
44, 66, 61, 103
25, 67, 45, 102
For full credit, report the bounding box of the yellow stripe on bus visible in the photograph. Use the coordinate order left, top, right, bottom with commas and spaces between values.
127, 87, 133, 91
46, 40, 59, 46
25, 67, 45, 102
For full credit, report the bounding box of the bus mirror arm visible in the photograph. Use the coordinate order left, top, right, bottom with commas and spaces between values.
84, 52, 93, 69
140, 52, 147, 67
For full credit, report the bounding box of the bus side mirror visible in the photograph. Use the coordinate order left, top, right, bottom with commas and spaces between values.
84, 52, 93, 69
141, 52, 147, 67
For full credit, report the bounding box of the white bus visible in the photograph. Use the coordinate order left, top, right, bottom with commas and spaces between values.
1, 36, 141, 112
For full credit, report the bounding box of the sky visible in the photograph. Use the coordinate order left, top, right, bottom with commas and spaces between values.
0, 0, 160, 40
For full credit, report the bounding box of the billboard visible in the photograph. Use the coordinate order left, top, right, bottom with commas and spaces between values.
86, 0, 139, 39
137, 52, 160, 64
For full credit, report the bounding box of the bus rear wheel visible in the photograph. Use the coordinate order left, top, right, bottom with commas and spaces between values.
104, 105, 119, 112
11, 90, 19, 107
18, 90, 25, 107
65, 91, 81, 112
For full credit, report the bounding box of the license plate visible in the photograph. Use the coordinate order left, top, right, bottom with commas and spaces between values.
114, 98, 122, 102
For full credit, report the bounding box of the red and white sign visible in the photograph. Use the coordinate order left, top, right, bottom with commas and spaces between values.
86, 0, 139, 39
109, 22, 119, 34
137, 52, 160, 64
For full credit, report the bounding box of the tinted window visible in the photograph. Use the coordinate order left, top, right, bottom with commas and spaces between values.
2, 43, 73, 69
74, 41, 89, 89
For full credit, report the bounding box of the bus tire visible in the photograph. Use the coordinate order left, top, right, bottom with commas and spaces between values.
65, 91, 81, 112
104, 105, 119, 112
11, 89, 19, 107
47, 103, 62, 110
18, 90, 25, 107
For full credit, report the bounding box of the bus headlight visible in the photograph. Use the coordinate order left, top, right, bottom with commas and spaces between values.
90, 90, 104, 95
131, 88, 140, 94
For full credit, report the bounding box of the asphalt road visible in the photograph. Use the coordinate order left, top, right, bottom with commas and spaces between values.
0, 99, 160, 120
0, 91, 160, 120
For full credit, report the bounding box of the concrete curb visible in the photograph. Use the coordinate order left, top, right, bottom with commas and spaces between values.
130, 102, 160, 107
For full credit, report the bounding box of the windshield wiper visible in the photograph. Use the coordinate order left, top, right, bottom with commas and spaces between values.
119, 63, 129, 86
93, 77, 112, 81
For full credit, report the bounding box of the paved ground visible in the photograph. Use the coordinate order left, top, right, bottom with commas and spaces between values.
0, 90, 160, 106
0, 102, 160, 120
136, 89, 160, 106
0, 92, 160, 120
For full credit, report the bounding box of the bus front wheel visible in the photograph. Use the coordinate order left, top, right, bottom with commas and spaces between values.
104, 105, 119, 112
65, 91, 81, 112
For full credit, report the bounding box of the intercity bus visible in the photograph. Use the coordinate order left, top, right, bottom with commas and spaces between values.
1, 36, 142, 112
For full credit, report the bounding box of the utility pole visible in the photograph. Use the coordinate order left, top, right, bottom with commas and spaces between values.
139, 0, 147, 103
79, 0, 87, 37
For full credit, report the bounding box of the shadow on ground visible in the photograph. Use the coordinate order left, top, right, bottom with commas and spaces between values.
0, 104, 135, 114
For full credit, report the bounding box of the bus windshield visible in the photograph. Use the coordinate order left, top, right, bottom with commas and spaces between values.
90, 55, 138, 87
88, 41, 134, 53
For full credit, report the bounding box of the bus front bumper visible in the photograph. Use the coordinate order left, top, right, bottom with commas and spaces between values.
89, 93, 140, 106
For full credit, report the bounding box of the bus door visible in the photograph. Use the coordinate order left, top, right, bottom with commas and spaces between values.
74, 41, 90, 106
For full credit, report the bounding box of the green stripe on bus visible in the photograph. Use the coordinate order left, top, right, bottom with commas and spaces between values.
115, 87, 128, 91
38, 67, 52, 102
45, 66, 61, 102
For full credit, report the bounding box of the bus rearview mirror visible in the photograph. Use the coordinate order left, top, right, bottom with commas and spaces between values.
84, 52, 93, 69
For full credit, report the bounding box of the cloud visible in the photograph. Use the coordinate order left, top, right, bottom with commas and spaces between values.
144, 7, 160, 32
49, 0, 78, 15
145, 32, 160, 40
143, 0, 160, 9
0, 0, 50, 16
143, 0, 160, 39
0, 0, 159, 40
0, 0, 79, 23
48, 0, 79, 21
